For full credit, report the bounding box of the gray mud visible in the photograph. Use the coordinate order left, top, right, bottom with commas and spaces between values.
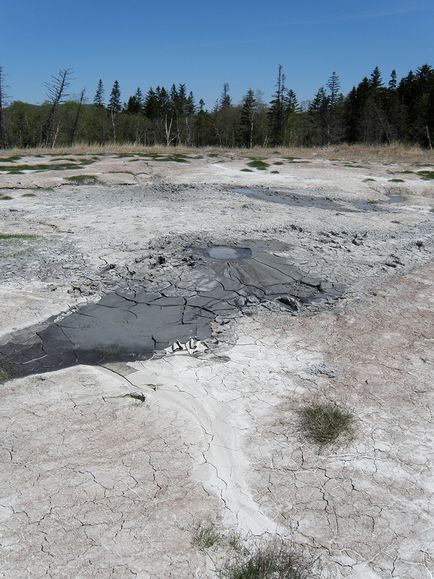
0, 245, 343, 378
231, 186, 388, 212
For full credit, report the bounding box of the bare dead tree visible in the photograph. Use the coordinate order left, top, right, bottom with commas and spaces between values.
40, 68, 72, 147
69, 89, 86, 146
0, 66, 6, 148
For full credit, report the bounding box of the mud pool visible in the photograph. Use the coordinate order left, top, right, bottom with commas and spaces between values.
0, 245, 343, 378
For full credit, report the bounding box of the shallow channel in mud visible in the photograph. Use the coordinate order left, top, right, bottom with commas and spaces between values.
0, 244, 344, 379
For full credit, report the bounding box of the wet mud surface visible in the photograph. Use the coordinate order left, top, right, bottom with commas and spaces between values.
231, 186, 389, 212
0, 245, 343, 378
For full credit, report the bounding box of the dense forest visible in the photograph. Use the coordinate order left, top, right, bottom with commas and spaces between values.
0, 64, 433, 149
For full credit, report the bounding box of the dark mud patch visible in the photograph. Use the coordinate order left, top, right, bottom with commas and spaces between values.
0, 247, 344, 380
230, 187, 387, 213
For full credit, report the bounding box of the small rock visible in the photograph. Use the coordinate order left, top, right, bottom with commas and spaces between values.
416, 239, 424, 248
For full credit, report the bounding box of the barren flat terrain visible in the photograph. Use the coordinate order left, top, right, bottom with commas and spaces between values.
0, 149, 433, 578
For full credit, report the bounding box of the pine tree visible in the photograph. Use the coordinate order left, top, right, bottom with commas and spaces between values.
108, 80, 121, 142
126, 87, 143, 114
284, 89, 298, 113
309, 87, 329, 144
326, 71, 343, 143
240, 89, 257, 148
370, 67, 383, 89
389, 70, 397, 90
220, 83, 231, 110
108, 81, 122, 113
268, 65, 286, 145
94, 79, 105, 107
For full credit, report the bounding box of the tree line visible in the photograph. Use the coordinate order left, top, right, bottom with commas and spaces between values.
0, 64, 433, 149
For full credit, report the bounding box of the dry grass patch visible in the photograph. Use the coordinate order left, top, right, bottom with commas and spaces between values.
223, 541, 313, 579
300, 403, 353, 445
191, 522, 222, 550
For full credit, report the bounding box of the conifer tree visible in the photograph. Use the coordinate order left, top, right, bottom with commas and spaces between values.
240, 89, 257, 148
108, 80, 121, 142
268, 65, 286, 145
94, 79, 105, 107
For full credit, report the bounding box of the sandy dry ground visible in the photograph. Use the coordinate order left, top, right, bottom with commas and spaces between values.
0, 152, 433, 578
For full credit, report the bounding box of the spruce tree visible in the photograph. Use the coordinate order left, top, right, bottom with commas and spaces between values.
108, 80, 122, 142
370, 67, 383, 89
220, 83, 231, 110
240, 89, 257, 148
268, 65, 286, 145
108, 80, 122, 113
94, 79, 105, 107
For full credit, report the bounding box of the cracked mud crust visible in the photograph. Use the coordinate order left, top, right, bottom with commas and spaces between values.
0, 153, 433, 578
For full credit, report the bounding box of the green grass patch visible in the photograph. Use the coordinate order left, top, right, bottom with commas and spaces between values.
0, 362, 20, 382
0, 155, 22, 163
247, 158, 269, 170
363, 178, 376, 182
418, 170, 434, 180
273, 161, 284, 165
0, 195, 13, 200
21, 192, 37, 197
66, 175, 101, 185
224, 543, 311, 579
300, 403, 353, 445
241, 168, 253, 172
0, 163, 82, 174
191, 523, 221, 550
0, 232, 36, 240
389, 178, 405, 183
271, 170, 280, 174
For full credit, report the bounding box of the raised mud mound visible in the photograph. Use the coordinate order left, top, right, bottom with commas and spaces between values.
0, 245, 343, 378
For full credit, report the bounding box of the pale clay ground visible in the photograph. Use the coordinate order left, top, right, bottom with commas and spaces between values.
0, 152, 433, 578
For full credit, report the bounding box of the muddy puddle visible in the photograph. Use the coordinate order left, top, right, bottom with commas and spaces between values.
0, 245, 344, 379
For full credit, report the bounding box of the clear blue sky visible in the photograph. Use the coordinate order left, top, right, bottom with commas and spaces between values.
3, 0, 434, 108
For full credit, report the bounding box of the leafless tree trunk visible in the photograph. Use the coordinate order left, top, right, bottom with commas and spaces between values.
40, 69, 72, 147
164, 114, 174, 146
69, 89, 85, 146
426, 126, 433, 151
0, 67, 6, 148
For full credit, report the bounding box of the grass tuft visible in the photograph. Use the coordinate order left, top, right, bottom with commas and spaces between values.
191, 523, 221, 550
247, 158, 269, 171
66, 175, 100, 185
0, 362, 20, 382
0, 232, 36, 240
418, 170, 434, 180
300, 403, 353, 445
224, 542, 312, 579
